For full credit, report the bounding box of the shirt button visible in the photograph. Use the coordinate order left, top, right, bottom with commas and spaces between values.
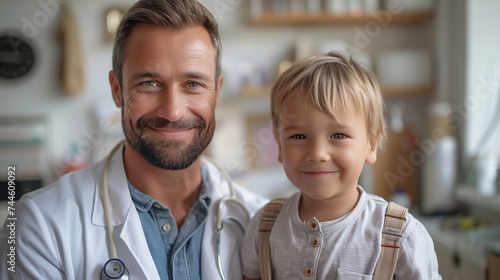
310, 221, 318, 230
311, 239, 319, 247
162, 223, 171, 232
153, 204, 162, 209
305, 267, 313, 276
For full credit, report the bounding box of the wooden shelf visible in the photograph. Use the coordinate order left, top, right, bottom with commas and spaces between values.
240, 84, 434, 97
382, 85, 434, 96
240, 84, 273, 97
249, 11, 434, 26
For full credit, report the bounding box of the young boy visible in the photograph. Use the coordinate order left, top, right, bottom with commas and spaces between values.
242, 52, 441, 279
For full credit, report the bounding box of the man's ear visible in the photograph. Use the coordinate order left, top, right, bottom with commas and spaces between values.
365, 138, 378, 164
215, 73, 224, 106
109, 71, 122, 108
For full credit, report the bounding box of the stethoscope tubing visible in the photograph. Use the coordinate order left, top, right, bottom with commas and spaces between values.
102, 141, 123, 259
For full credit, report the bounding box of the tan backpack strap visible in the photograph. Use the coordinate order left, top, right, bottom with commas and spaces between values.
373, 201, 408, 280
258, 198, 286, 280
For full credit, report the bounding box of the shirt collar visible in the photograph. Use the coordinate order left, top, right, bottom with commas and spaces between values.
128, 167, 212, 212
128, 181, 157, 212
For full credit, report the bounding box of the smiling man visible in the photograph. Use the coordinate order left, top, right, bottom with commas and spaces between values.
0, 1, 267, 279
109, 25, 222, 230
113, 25, 217, 174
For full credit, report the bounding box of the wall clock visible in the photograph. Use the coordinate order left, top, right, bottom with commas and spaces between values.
0, 34, 35, 79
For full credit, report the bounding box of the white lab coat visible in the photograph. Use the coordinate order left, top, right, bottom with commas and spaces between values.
0, 143, 267, 279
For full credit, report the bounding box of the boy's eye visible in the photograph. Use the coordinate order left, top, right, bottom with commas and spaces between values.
291, 134, 306, 140
332, 133, 346, 139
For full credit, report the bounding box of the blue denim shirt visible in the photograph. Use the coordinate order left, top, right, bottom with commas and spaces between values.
128, 180, 210, 280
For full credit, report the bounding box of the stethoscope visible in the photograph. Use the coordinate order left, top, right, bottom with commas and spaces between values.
100, 141, 251, 280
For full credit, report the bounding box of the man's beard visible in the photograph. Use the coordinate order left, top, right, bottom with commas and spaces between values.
123, 114, 215, 170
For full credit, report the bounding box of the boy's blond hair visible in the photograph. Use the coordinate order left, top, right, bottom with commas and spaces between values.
271, 52, 386, 146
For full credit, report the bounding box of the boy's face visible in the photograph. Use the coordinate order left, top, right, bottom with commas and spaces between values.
276, 96, 377, 202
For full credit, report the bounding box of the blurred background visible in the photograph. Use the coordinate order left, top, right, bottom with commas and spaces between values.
0, 0, 499, 278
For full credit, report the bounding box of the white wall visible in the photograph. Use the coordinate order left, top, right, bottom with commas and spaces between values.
0, 0, 135, 168
1, 0, 437, 182
464, 0, 500, 159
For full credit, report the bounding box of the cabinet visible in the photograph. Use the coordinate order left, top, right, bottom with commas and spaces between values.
434, 241, 488, 280
419, 216, 489, 280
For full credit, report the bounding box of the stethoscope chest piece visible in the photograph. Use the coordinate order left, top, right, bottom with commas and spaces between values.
101, 258, 129, 280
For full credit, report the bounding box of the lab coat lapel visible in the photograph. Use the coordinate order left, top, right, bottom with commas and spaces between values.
91, 142, 160, 279
200, 159, 240, 278
118, 206, 160, 280
91, 142, 129, 227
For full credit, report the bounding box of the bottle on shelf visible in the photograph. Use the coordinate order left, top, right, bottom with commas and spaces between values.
421, 102, 458, 215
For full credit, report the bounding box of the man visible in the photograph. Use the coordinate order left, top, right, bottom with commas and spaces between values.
0, 0, 267, 279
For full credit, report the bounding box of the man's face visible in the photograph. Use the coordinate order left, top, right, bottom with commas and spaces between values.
109, 24, 222, 170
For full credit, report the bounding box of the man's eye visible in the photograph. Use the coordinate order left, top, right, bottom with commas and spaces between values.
187, 82, 200, 88
291, 134, 306, 140
332, 133, 346, 139
142, 81, 157, 87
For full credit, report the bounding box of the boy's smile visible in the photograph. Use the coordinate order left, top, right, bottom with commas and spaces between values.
301, 170, 340, 177
276, 95, 377, 204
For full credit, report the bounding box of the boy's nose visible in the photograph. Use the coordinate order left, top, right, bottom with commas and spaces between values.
306, 142, 330, 162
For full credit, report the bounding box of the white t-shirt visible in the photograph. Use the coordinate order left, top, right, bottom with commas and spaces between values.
241, 187, 441, 279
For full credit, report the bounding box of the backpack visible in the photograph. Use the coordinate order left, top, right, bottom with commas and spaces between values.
258, 198, 408, 280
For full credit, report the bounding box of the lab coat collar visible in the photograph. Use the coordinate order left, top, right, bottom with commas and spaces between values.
201, 157, 231, 199
91, 142, 132, 227
200, 158, 242, 278
91, 142, 160, 280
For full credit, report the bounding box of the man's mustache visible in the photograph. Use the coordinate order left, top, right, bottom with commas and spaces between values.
137, 116, 205, 130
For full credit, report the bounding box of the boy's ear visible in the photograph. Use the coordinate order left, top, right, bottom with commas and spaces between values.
274, 132, 283, 163
365, 138, 378, 164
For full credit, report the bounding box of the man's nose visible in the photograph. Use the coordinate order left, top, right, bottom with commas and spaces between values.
156, 87, 188, 122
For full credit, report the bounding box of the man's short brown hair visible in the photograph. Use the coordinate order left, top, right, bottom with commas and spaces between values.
112, 0, 221, 87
